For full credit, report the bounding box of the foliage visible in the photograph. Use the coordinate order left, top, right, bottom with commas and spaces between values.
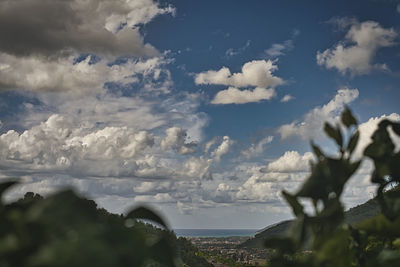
0, 184, 209, 267
264, 108, 400, 267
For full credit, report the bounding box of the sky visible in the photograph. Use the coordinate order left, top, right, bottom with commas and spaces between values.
0, 0, 400, 229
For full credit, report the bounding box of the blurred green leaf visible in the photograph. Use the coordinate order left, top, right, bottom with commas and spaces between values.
347, 130, 359, 154
324, 123, 343, 147
282, 191, 304, 217
341, 107, 358, 128
311, 142, 324, 159
125, 206, 168, 229
391, 122, 400, 136
0, 180, 17, 201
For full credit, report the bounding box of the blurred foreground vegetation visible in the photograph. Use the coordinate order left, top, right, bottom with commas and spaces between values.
264, 108, 400, 267
0, 183, 211, 267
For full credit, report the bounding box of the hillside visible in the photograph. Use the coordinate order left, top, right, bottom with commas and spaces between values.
240, 198, 381, 248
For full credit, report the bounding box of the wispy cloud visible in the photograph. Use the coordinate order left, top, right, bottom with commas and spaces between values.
225, 40, 251, 58
280, 94, 294, 103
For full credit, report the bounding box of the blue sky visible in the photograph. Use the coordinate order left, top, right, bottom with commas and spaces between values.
0, 0, 399, 229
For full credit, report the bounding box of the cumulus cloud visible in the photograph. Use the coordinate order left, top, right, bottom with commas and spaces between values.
0, 0, 174, 58
235, 169, 303, 203
211, 87, 276, 104
195, 60, 284, 104
241, 136, 274, 159
353, 113, 400, 158
317, 20, 398, 76
161, 127, 197, 155
0, 114, 154, 173
263, 151, 314, 173
280, 94, 294, 103
195, 60, 284, 88
278, 88, 359, 140
203, 137, 218, 153
211, 136, 234, 162
183, 157, 213, 180
0, 110, 212, 181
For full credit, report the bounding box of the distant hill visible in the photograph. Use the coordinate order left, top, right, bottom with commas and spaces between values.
240, 198, 380, 248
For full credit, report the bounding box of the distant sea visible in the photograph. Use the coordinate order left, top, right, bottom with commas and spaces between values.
173, 229, 258, 237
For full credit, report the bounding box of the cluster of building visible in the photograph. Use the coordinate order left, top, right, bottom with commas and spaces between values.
187, 237, 268, 266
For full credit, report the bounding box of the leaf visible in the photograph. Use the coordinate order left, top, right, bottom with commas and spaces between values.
125, 206, 168, 229
324, 123, 343, 147
282, 191, 304, 217
341, 107, 358, 128
0, 181, 17, 203
347, 130, 359, 154
391, 122, 400, 136
311, 142, 324, 159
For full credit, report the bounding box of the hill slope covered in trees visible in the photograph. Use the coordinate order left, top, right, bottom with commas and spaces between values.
240, 197, 381, 249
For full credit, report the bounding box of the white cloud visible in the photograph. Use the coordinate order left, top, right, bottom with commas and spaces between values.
0, 114, 154, 171
203, 137, 218, 153
0, 110, 211, 181
177, 201, 195, 214
161, 127, 197, 155
235, 170, 301, 203
278, 88, 359, 140
211, 87, 276, 104
135, 193, 175, 203
317, 20, 397, 76
183, 157, 213, 180
280, 94, 294, 103
195, 60, 284, 104
354, 113, 400, 158
225, 40, 251, 57
397, 4, 400, 14
264, 151, 314, 173
241, 136, 274, 159
265, 40, 294, 57
0, 53, 172, 94
195, 60, 284, 88
211, 136, 234, 162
